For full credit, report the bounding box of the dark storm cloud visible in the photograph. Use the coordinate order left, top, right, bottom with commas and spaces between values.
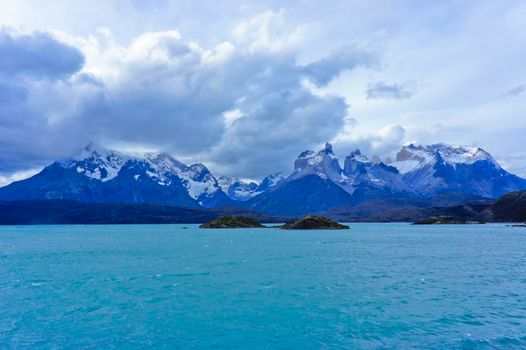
0, 29, 88, 172
0, 29, 376, 178
0, 29, 85, 79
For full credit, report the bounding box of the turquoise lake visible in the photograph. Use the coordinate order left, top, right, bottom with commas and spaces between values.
1, 223, 525, 349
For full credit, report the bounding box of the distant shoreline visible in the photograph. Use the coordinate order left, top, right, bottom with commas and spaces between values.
0, 199, 523, 226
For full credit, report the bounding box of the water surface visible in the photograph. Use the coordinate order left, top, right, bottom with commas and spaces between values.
1, 223, 525, 349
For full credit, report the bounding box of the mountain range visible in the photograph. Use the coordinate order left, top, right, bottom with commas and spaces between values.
1, 142, 525, 217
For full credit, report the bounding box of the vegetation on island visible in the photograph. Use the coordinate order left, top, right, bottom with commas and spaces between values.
200, 214, 350, 230
281, 216, 349, 230
199, 215, 265, 228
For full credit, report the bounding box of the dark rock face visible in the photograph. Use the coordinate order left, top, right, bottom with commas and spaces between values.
492, 190, 526, 222
412, 216, 484, 225
281, 216, 349, 230
199, 215, 265, 228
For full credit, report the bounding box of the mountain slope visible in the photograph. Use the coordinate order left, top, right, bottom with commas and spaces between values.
245, 174, 353, 216
341, 149, 416, 200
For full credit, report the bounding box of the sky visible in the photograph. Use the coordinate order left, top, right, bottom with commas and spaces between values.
0, 0, 525, 185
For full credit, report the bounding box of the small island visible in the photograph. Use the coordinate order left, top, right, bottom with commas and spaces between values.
200, 215, 350, 230
281, 216, 349, 230
199, 215, 265, 228
412, 216, 485, 225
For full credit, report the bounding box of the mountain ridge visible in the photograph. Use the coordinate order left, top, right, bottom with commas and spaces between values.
1, 142, 525, 217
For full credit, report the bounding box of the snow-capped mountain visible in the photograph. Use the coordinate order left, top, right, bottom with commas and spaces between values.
392, 144, 496, 174
218, 176, 261, 201
0, 144, 234, 208
246, 142, 526, 216
1, 141, 525, 216
65, 144, 132, 182
341, 149, 415, 199
287, 143, 413, 199
245, 143, 416, 215
391, 144, 526, 198
218, 172, 286, 201
142, 152, 229, 207
257, 172, 286, 192
290, 143, 343, 183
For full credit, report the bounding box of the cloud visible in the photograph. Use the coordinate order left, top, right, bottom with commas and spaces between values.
333, 124, 407, 161
0, 168, 41, 187
209, 88, 348, 176
1, 1, 526, 180
231, 10, 306, 53
503, 84, 525, 97
302, 45, 378, 87
0, 29, 89, 173
0, 17, 374, 179
0, 29, 84, 79
365, 81, 415, 100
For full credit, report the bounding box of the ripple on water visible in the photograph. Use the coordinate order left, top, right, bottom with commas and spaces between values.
1, 223, 525, 349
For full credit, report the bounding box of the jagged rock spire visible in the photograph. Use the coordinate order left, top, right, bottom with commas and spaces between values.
323, 142, 334, 154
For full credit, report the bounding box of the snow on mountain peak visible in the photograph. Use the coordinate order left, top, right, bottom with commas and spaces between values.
188, 163, 208, 175
217, 176, 261, 201
64, 144, 224, 203
292, 143, 342, 181
429, 144, 494, 165
346, 149, 369, 163
298, 150, 315, 159
393, 143, 497, 174
145, 152, 187, 175
170, 162, 219, 201
263, 172, 285, 186
66, 143, 132, 182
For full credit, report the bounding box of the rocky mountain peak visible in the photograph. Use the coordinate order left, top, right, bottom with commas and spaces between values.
292, 143, 342, 182
322, 142, 334, 155
346, 149, 369, 163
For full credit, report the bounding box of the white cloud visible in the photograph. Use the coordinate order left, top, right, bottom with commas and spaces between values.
0, 168, 41, 187
231, 10, 307, 53
332, 124, 406, 161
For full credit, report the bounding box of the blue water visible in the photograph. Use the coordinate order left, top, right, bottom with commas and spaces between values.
1, 224, 525, 349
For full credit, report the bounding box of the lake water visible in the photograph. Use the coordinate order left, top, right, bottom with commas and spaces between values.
0, 223, 525, 349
